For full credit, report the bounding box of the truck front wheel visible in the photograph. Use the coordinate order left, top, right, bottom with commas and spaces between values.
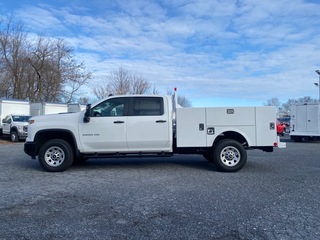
10, 131, 19, 142
213, 139, 247, 172
38, 139, 74, 172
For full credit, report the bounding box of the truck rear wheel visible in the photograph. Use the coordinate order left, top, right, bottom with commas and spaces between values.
38, 139, 74, 172
213, 139, 247, 172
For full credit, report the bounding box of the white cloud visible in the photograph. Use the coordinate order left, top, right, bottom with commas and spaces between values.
15, 6, 67, 33
2, 0, 320, 106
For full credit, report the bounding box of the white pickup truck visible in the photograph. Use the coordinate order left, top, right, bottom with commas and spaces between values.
2, 114, 31, 142
24, 93, 285, 172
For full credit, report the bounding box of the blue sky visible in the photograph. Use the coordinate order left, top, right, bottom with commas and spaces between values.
1, 0, 320, 107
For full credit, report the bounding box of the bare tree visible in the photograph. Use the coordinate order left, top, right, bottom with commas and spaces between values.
93, 67, 151, 99
78, 97, 89, 104
281, 96, 318, 116
109, 67, 131, 95
265, 96, 318, 117
264, 97, 281, 107
27, 36, 53, 102
178, 95, 192, 107
0, 18, 91, 102
55, 39, 92, 103
93, 83, 112, 100
0, 18, 30, 99
33, 38, 91, 103
151, 85, 159, 95
129, 74, 150, 94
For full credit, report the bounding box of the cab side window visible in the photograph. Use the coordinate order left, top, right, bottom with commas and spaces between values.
3, 115, 11, 124
92, 98, 127, 117
132, 97, 164, 116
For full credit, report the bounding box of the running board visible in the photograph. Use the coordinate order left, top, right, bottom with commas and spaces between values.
82, 151, 173, 158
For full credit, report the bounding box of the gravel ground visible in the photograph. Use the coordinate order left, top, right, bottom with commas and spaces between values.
0, 136, 320, 240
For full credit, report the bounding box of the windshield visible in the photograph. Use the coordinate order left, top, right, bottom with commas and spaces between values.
12, 115, 31, 122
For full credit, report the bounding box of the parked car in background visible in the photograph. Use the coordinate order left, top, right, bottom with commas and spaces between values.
2, 114, 31, 142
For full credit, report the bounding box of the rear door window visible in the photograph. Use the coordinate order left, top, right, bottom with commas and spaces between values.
130, 97, 164, 116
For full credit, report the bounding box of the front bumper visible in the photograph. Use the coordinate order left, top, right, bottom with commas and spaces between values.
18, 131, 28, 139
24, 142, 37, 159
277, 136, 286, 148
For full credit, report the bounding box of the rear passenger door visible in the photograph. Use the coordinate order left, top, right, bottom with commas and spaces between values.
126, 97, 171, 152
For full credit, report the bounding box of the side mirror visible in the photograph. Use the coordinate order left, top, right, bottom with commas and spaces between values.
83, 104, 91, 123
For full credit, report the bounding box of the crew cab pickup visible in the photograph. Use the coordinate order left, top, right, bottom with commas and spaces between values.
24, 93, 285, 172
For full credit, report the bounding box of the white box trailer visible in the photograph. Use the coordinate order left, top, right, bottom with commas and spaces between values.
67, 103, 86, 113
30, 102, 68, 116
290, 104, 320, 141
0, 99, 30, 130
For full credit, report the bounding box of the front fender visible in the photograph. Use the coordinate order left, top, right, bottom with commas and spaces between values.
31, 129, 79, 157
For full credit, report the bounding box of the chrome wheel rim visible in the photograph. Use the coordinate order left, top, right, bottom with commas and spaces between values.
11, 133, 16, 142
44, 146, 65, 167
220, 146, 241, 167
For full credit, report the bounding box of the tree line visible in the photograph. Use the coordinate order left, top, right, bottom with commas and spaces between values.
264, 96, 318, 117
0, 18, 91, 103
0, 18, 192, 107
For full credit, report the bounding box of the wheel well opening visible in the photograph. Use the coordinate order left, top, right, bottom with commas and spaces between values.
213, 131, 248, 147
10, 127, 18, 132
34, 130, 76, 155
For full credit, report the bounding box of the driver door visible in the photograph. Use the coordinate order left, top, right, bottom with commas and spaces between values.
79, 97, 129, 153
2, 115, 11, 135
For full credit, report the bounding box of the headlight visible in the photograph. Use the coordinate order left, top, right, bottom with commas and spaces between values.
17, 125, 24, 132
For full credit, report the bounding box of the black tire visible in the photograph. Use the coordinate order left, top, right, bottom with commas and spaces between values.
213, 139, 247, 172
38, 139, 74, 172
10, 131, 19, 142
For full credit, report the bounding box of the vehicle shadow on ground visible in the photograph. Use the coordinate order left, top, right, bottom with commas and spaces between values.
280, 135, 320, 143
0, 137, 14, 144
0, 136, 26, 144
72, 156, 220, 172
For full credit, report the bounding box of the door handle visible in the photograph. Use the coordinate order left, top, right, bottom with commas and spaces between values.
114, 121, 125, 124
156, 120, 166, 123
